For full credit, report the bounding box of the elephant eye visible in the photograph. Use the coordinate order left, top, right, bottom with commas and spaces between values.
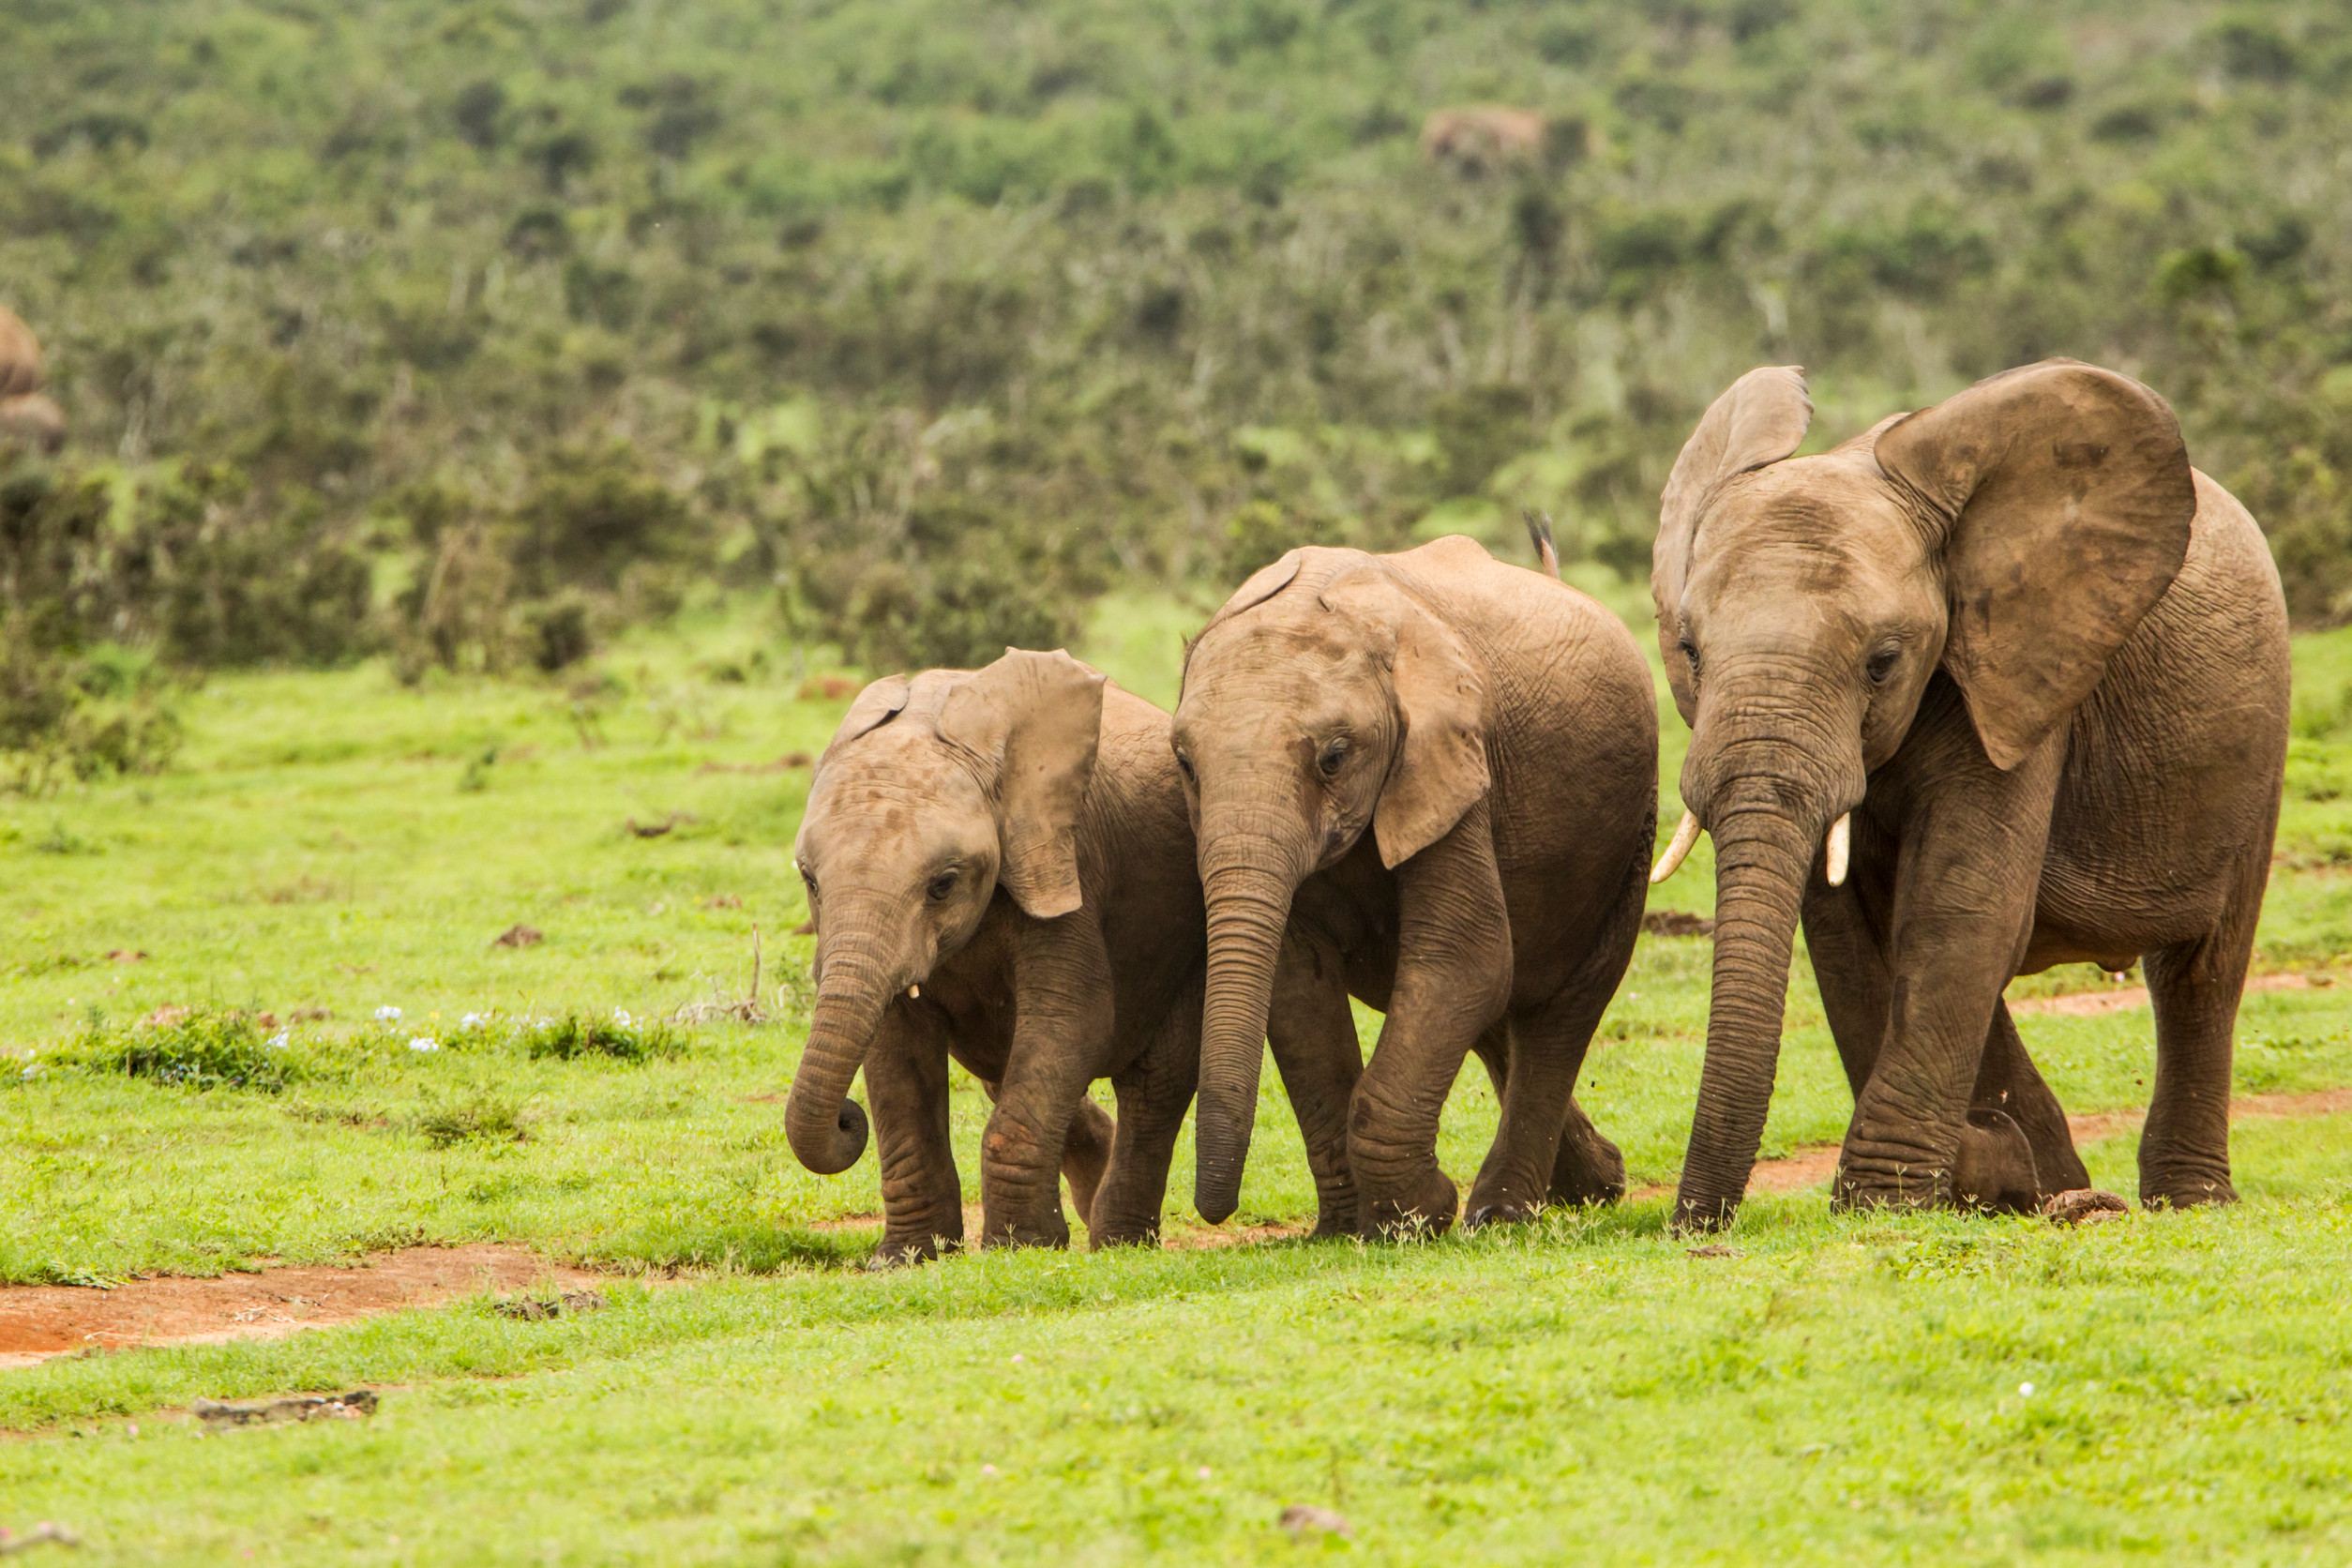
1866, 646, 1902, 686
927, 869, 959, 902
1318, 739, 1349, 777
1173, 750, 1195, 783
796, 862, 818, 897
1677, 637, 1700, 676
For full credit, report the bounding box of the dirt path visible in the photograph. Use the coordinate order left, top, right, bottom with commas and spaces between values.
1713, 1084, 2352, 1200
0, 1244, 601, 1370
2009, 970, 2330, 1018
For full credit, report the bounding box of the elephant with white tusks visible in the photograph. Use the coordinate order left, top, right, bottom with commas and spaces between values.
1651, 360, 2288, 1231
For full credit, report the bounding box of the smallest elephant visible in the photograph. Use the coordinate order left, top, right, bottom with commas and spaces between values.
786, 649, 1207, 1263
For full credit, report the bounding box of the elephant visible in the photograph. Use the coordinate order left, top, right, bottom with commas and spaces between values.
1174, 535, 1658, 1235
0, 306, 42, 400
785, 648, 1206, 1262
1649, 359, 2289, 1230
0, 306, 63, 455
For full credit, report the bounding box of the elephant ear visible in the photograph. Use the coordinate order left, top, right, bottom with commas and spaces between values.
1653, 367, 1812, 722
937, 649, 1107, 919
1315, 576, 1490, 869
1874, 360, 2194, 771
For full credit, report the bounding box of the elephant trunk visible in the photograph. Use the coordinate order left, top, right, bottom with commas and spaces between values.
1673, 746, 1837, 1232
784, 912, 899, 1175
1192, 804, 1311, 1226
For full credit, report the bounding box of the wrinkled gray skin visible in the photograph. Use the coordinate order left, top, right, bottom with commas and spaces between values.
786, 650, 1204, 1263
1654, 360, 2289, 1230
1176, 536, 1657, 1234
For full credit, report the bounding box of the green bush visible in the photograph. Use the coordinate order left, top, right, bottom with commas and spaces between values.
64, 1008, 296, 1093
519, 1012, 686, 1064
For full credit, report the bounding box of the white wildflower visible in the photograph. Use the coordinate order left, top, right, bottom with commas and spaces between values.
460, 1012, 488, 1028
375, 1005, 402, 1022
265, 1033, 290, 1049
407, 1036, 440, 1053
612, 1007, 633, 1026
2018, 1381, 2035, 1397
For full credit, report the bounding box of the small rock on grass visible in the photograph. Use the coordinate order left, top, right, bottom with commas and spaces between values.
1686, 1244, 1743, 1259
194, 1390, 378, 1430
492, 924, 543, 949
492, 1289, 608, 1321
1279, 1505, 1353, 1541
2040, 1189, 2131, 1226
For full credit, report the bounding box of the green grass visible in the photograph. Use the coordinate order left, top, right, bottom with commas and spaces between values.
8, 595, 2352, 1563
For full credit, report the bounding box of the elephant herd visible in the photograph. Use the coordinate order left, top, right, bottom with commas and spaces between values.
787, 357, 2291, 1259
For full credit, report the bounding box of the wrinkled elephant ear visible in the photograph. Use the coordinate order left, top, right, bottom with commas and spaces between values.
1874, 359, 2194, 771
1321, 573, 1491, 867
1653, 367, 1813, 723
938, 649, 1107, 919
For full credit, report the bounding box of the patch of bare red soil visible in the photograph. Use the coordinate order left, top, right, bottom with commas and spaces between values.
1693, 1085, 2352, 1203
0, 1244, 601, 1369
2011, 970, 2329, 1018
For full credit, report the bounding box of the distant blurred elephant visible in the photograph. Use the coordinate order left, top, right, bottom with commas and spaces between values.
1176, 536, 1657, 1235
0, 306, 63, 455
1650, 360, 2289, 1230
786, 649, 1206, 1262
0, 306, 42, 399
1420, 106, 1545, 173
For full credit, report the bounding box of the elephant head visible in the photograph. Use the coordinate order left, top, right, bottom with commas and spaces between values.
1652, 360, 2195, 1229
1174, 541, 1493, 1223
784, 648, 1107, 1175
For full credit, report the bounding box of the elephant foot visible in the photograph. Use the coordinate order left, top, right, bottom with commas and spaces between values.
2137, 1170, 2239, 1210
978, 1206, 1073, 1249
1952, 1109, 2040, 1214
1084, 1219, 1161, 1250
1361, 1168, 1458, 1239
868, 1232, 950, 1270
1464, 1199, 1539, 1229
1545, 1129, 1628, 1208
1829, 1170, 1947, 1214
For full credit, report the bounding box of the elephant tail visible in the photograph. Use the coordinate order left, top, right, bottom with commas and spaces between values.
1522, 509, 1560, 580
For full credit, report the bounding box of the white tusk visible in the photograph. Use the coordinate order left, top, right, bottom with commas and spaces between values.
908, 984, 920, 1000
1651, 810, 1702, 883
1825, 813, 1850, 888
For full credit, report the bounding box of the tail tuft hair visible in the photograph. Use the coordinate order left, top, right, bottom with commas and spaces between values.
1522, 509, 1560, 580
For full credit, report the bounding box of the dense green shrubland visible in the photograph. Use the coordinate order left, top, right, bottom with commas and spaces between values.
2, 0, 2350, 700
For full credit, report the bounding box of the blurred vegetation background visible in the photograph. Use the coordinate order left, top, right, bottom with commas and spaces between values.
0, 0, 2347, 750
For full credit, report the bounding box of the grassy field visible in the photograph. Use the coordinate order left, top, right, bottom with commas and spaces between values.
6, 580, 2352, 1563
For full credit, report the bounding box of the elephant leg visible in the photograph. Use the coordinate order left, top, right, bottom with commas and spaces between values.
1467, 996, 1623, 1224
1086, 972, 1202, 1248
1267, 931, 1365, 1238
1349, 801, 1513, 1235
1061, 1096, 1116, 1234
1526, 837, 1651, 1213
1970, 1001, 2089, 1195
864, 1007, 965, 1266
1837, 741, 2064, 1213
1801, 856, 1895, 1100
979, 915, 1117, 1248
2140, 913, 2256, 1209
